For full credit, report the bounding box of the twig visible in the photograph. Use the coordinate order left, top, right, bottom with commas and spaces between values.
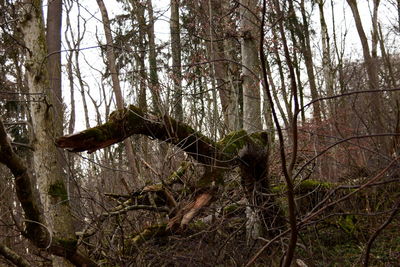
363, 197, 400, 267
300, 87, 400, 113
246, 158, 398, 266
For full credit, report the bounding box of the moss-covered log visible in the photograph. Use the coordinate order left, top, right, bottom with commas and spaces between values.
57, 105, 222, 166
56, 105, 269, 168
56, 105, 277, 233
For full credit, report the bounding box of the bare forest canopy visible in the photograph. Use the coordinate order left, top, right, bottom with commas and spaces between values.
1, 0, 400, 266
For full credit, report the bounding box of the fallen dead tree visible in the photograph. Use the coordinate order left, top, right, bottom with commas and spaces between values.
56, 105, 280, 234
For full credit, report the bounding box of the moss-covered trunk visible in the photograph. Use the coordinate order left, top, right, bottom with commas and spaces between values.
57, 105, 281, 234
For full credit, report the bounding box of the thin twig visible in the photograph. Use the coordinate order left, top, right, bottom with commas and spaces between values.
363, 197, 400, 267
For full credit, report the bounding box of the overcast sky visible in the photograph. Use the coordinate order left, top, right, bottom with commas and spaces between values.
55, 1, 400, 132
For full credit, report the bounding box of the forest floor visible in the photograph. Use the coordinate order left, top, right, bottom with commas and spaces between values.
132, 181, 400, 267
297, 218, 400, 266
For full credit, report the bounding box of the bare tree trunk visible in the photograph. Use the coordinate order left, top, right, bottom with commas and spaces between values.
147, 0, 163, 113
96, 0, 139, 187
67, 0, 90, 129
295, 0, 321, 123
347, 0, 380, 100
378, 24, 395, 88
206, 0, 238, 132
398, 0, 400, 30
347, 0, 387, 155
239, 0, 264, 240
170, 0, 183, 121
220, 0, 241, 131
265, 59, 289, 130
135, 2, 147, 112
75, 52, 90, 129
20, 1, 76, 266
64, 5, 75, 135
271, 27, 293, 125
240, 0, 262, 133
46, 0, 63, 121
134, 0, 149, 160
318, 0, 335, 116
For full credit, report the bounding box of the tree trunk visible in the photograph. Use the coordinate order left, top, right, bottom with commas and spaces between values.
221, 0, 241, 131
240, 0, 262, 133
294, 0, 321, 123
170, 0, 183, 121
147, 0, 163, 113
96, 0, 139, 187
206, 0, 238, 132
135, 1, 147, 112
347, 0, 387, 156
20, 1, 77, 266
318, 0, 335, 116
46, 0, 63, 120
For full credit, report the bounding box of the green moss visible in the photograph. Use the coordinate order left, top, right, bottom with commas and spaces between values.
337, 215, 358, 234
197, 175, 213, 188
48, 181, 68, 203
295, 180, 333, 193
127, 105, 144, 122
192, 220, 207, 229
249, 131, 269, 147
272, 180, 335, 216
271, 184, 285, 193
223, 204, 239, 214
131, 224, 167, 245
82, 127, 105, 140
167, 162, 190, 185
217, 130, 248, 155
217, 130, 270, 159
272, 179, 334, 193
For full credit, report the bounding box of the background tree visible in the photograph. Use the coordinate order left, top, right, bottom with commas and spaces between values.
97, 0, 139, 187
170, 0, 183, 121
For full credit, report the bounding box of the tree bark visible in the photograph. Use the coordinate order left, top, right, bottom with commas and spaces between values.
0, 243, 30, 267
170, 0, 183, 121
347, 0, 388, 157
0, 118, 98, 266
318, 0, 335, 116
46, 2, 75, 265
207, 0, 238, 132
240, 0, 262, 133
46, 0, 63, 121
290, 0, 321, 123
135, 1, 147, 112
147, 0, 163, 113
20, 3, 77, 267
